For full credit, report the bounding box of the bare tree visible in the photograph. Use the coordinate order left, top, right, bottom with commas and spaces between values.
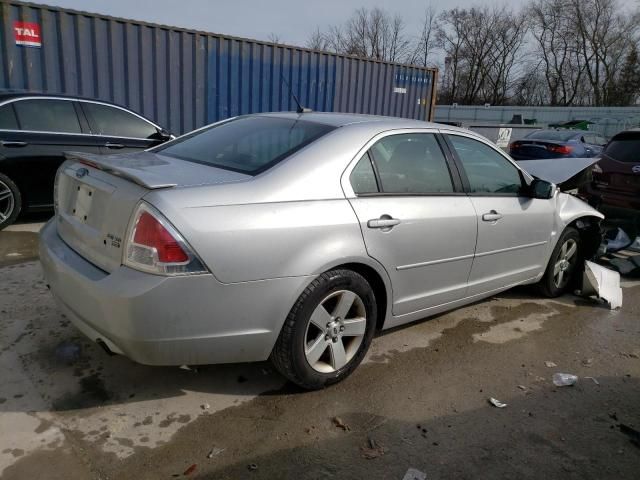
306, 27, 329, 51
267, 33, 283, 44
305, 1, 640, 107
307, 7, 412, 63
435, 8, 465, 103
479, 9, 529, 104
408, 4, 438, 67
528, 0, 587, 105
573, 0, 639, 105
511, 62, 549, 105
436, 6, 528, 104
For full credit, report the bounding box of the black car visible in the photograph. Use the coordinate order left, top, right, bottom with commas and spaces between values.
0, 93, 172, 229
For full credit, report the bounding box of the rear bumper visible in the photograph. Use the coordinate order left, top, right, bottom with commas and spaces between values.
39, 219, 310, 365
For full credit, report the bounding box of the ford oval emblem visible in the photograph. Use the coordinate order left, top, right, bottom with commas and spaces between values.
632, 165, 640, 174
76, 167, 89, 179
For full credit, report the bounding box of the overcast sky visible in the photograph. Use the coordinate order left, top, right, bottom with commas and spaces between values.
34, 0, 530, 47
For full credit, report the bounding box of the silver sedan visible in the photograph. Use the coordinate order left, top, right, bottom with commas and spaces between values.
40, 113, 603, 389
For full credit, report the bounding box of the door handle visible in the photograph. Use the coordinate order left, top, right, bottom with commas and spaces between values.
367, 216, 400, 229
0, 141, 27, 147
482, 210, 503, 222
105, 142, 125, 149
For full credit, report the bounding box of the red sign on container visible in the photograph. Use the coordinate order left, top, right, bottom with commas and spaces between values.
13, 21, 42, 47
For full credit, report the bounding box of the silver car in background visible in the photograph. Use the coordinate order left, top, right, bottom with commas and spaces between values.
39, 113, 603, 389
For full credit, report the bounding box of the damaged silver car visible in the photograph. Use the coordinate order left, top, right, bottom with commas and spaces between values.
39, 113, 604, 389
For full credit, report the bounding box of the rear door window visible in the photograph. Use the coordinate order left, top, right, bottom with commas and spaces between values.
350, 152, 379, 194
367, 133, 454, 194
13, 99, 81, 133
448, 135, 523, 196
0, 104, 18, 130
82, 102, 158, 139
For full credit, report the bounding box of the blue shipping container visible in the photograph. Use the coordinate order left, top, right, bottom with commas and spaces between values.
0, 1, 438, 134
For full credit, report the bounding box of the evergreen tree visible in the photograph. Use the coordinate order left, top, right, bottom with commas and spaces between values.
613, 45, 640, 106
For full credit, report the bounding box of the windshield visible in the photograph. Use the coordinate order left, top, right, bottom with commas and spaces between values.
526, 130, 579, 141
154, 116, 335, 175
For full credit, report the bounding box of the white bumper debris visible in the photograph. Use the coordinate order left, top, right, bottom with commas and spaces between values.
581, 261, 623, 309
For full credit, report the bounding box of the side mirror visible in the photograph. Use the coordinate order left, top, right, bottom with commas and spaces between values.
530, 178, 555, 199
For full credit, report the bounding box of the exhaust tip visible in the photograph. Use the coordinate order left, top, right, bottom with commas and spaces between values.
95, 338, 116, 356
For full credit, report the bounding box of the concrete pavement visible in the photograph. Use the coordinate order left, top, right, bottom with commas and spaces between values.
0, 219, 639, 479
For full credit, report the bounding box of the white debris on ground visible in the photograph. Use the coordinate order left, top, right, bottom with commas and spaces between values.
581, 261, 623, 310
488, 397, 508, 408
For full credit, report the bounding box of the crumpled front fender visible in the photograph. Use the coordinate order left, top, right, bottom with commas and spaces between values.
556, 191, 604, 226
553, 192, 604, 260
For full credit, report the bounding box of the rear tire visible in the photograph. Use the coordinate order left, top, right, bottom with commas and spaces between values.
0, 173, 21, 231
538, 227, 581, 298
271, 269, 377, 390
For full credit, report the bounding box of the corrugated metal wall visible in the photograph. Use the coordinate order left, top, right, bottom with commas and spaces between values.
0, 1, 437, 134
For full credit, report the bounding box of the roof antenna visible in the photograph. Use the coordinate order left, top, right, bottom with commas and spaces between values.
281, 73, 312, 114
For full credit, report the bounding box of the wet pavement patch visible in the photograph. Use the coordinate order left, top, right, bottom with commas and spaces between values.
55, 341, 82, 364
51, 373, 111, 411
0, 231, 39, 267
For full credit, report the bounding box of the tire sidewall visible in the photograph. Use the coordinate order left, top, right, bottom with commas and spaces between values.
290, 270, 377, 387
543, 227, 581, 297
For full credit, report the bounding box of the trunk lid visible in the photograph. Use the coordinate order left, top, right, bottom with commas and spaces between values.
55, 151, 250, 273
510, 140, 573, 159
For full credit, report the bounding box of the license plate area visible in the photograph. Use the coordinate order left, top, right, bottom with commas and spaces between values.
72, 184, 94, 223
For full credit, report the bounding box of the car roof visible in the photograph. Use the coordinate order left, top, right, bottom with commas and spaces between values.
611, 129, 640, 140
252, 111, 462, 131
0, 90, 129, 109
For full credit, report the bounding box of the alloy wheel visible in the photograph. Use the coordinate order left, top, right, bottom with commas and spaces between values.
304, 290, 367, 373
0, 179, 15, 225
553, 238, 578, 289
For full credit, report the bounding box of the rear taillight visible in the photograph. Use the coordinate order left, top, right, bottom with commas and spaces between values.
547, 144, 573, 155
509, 143, 519, 152
124, 203, 207, 276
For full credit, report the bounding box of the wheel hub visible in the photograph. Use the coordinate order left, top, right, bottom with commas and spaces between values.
304, 289, 367, 374
326, 318, 343, 342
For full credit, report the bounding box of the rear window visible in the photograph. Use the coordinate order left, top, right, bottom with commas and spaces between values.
604, 138, 640, 163
154, 116, 335, 175
526, 130, 579, 141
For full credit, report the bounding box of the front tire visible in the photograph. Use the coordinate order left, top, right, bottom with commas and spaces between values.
0, 173, 21, 231
271, 269, 377, 390
538, 227, 581, 298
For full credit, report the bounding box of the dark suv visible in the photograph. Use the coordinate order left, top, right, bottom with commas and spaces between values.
580, 129, 640, 236
0, 93, 172, 229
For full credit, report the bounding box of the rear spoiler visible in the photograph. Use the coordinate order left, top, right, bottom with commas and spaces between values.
64, 151, 177, 189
